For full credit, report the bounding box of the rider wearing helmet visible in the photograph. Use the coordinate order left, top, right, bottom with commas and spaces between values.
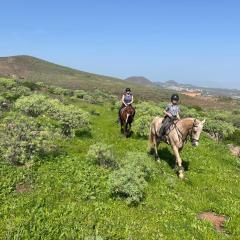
118, 88, 135, 121
159, 94, 180, 139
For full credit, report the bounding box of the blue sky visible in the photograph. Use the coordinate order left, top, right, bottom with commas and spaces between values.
1, 0, 240, 89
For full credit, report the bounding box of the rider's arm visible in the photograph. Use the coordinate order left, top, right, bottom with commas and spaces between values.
121, 95, 127, 106
164, 110, 172, 118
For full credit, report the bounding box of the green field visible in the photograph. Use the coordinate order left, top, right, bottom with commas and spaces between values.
0, 77, 240, 240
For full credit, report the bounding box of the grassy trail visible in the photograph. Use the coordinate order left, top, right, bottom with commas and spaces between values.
0, 103, 240, 240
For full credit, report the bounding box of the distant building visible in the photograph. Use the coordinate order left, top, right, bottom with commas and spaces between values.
182, 91, 202, 97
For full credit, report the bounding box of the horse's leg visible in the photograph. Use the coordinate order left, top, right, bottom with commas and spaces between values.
172, 145, 184, 179
120, 121, 124, 133
153, 135, 160, 162
125, 122, 128, 137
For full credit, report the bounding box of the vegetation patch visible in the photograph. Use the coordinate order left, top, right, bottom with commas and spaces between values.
87, 143, 118, 169
109, 152, 154, 205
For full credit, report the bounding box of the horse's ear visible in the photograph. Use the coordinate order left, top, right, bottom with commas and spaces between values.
202, 119, 206, 124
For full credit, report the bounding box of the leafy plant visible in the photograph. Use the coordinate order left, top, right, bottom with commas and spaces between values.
0, 113, 58, 165
204, 119, 236, 140
51, 104, 91, 136
15, 94, 91, 136
15, 94, 58, 117
109, 152, 153, 205
134, 115, 152, 137
87, 143, 117, 169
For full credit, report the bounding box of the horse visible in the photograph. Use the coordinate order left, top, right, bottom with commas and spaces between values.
149, 117, 205, 179
119, 105, 135, 137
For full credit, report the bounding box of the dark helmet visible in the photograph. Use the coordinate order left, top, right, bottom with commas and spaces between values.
125, 88, 131, 92
171, 94, 179, 102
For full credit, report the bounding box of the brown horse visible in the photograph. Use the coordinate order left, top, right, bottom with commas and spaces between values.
120, 105, 135, 137
149, 117, 205, 179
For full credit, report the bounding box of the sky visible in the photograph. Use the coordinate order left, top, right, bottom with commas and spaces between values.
1, 0, 240, 89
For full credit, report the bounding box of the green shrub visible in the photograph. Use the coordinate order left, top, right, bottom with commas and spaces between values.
134, 115, 152, 137
133, 102, 163, 137
50, 86, 72, 96
15, 94, 91, 136
135, 101, 161, 117
180, 105, 203, 118
87, 143, 117, 169
74, 90, 88, 99
109, 152, 153, 205
0, 78, 16, 89
204, 120, 236, 140
0, 113, 58, 165
15, 94, 59, 117
51, 104, 91, 136
225, 129, 240, 145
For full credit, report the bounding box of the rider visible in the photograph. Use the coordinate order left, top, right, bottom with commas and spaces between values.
159, 94, 180, 139
118, 88, 135, 122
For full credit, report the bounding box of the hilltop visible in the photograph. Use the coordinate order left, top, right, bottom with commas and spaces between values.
125, 76, 153, 85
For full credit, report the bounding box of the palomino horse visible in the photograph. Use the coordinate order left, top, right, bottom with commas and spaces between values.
120, 105, 135, 137
149, 117, 205, 179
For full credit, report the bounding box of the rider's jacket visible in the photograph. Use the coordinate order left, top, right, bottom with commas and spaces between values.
165, 103, 180, 117
124, 94, 133, 105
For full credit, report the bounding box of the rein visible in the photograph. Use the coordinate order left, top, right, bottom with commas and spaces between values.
167, 119, 198, 144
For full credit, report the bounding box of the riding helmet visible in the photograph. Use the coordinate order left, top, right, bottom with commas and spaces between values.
125, 88, 131, 92
171, 94, 179, 101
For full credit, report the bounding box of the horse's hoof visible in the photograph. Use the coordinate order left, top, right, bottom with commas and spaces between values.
179, 171, 184, 180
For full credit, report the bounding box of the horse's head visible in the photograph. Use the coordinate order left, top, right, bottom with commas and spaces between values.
190, 119, 205, 147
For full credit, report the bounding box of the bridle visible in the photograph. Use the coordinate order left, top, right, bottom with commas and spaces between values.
190, 119, 200, 144
169, 119, 200, 144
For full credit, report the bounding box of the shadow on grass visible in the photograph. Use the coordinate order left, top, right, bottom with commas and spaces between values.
159, 147, 189, 171
75, 130, 92, 139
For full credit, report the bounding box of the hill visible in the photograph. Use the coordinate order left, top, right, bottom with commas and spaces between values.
125, 76, 153, 85
0, 55, 238, 110
0, 55, 123, 88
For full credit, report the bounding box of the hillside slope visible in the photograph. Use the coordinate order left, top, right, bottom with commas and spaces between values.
0, 55, 174, 101
0, 55, 238, 110
0, 55, 123, 88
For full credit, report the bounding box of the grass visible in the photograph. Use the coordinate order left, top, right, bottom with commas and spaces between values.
0, 100, 239, 239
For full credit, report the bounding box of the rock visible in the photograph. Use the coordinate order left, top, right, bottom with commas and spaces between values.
228, 144, 240, 157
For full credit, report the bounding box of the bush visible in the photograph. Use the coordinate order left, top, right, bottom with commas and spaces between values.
225, 129, 240, 145
15, 94, 91, 136
74, 90, 95, 103
21, 81, 41, 91
51, 104, 91, 136
86, 143, 117, 169
74, 90, 88, 99
0, 78, 16, 89
135, 101, 162, 117
133, 102, 163, 137
50, 86, 72, 96
204, 120, 236, 140
15, 94, 58, 117
109, 152, 153, 205
134, 115, 152, 137
0, 113, 58, 165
